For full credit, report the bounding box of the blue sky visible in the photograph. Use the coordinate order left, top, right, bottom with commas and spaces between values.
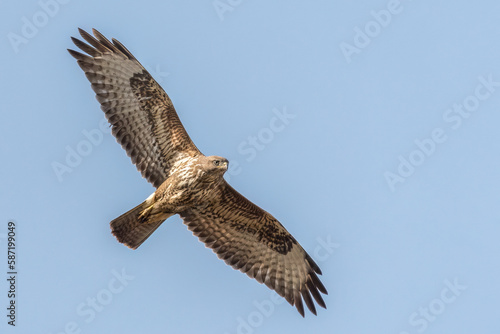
1, 0, 500, 333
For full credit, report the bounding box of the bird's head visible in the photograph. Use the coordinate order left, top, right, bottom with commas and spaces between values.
204, 156, 229, 176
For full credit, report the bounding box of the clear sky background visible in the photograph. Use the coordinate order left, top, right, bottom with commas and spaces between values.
1, 0, 500, 333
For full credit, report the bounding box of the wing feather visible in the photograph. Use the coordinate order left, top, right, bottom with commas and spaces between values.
68, 28, 200, 188
180, 181, 327, 316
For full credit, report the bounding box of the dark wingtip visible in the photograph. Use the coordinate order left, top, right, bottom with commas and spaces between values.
294, 292, 305, 317
300, 287, 316, 315
297, 305, 305, 317
67, 48, 87, 60
305, 253, 323, 275
307, 278, 327, 310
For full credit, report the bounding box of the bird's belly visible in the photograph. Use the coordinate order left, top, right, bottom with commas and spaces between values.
155, 178, 203, 211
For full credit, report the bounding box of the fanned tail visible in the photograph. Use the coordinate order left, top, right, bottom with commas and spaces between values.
110, 199, 167, 249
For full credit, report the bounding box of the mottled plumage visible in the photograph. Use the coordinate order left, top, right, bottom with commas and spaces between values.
68, 28, 327, 316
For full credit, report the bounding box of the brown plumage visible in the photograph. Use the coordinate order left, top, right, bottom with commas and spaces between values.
68, 28, 327, 316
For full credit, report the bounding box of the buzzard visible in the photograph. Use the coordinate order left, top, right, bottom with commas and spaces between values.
68, 28, 327, 316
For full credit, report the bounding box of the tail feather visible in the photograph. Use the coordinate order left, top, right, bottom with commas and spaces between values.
110, 200, 166, 249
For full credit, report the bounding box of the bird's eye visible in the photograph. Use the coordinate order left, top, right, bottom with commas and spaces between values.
213, 160, 220, 166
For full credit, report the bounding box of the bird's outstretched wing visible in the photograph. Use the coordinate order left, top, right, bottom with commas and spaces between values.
180, 181, 327, 316
68, 28, 200, 188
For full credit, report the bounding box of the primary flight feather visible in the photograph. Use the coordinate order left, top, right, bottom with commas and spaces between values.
68, 28, 327, 316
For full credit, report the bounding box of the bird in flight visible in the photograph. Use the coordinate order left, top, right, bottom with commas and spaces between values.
68, 28, 327, 316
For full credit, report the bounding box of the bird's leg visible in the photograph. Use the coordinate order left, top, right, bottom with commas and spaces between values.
138, 204, 154, 224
